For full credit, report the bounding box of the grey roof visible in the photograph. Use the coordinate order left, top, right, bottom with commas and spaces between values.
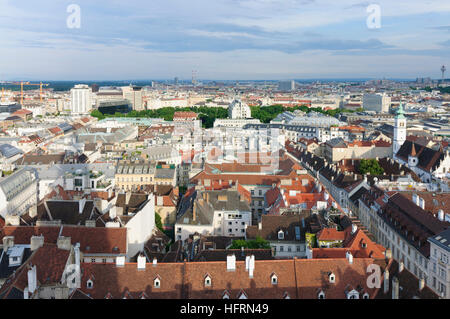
429, 228, 450, 252
0, 144, 22, 158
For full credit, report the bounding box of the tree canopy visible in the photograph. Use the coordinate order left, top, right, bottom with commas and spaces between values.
358, 159, 384, 175
229, 236, 271, 249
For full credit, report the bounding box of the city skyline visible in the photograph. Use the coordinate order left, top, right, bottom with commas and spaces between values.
0, 0, 449, 80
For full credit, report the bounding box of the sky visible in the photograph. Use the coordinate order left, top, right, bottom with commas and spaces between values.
0, 0, 449, 80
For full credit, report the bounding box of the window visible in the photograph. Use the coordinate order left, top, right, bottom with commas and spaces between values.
87, 279, 93, 289
271, 274, 278, 285
318, 291, 325, 299
154, 277, 161, 288
204, 275, 212, 287
329, 273, 335, 284
278, 230, 284, 240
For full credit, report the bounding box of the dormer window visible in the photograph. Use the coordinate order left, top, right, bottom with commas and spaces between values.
271, 273, 278, 285
154, 277, 161, 289
346, 289, 360, 299
87, 279, 93, 289
238, 290, 248, 299
222, 290, 230, 299
328, 272, 335, 284
278, 230, 285, 240
363, 292, 370, 299
318, 290, 325, 299
204, 275, 212, 287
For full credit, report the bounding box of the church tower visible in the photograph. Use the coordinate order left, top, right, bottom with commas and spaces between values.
393, 102, 406, 156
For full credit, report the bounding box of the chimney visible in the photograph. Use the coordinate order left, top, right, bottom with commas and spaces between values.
2, 236, 14, 251
28, 205, 38, 218
57, 236, 71, 251
30, 236, 44, 251
418, 197, 425, 210
392, 277, 399, 299
193, 201, 198, 222
385, 248, 392, 259
5, 215, 20, 226
226, 254, 236, 272
27, 265, 37, 294
24, 287, 29, 300
351, 224, 358, 235
116, 256, 125, 267
419, 278, 425, 291
438, 210, 445, 221
74, 243, 81, 269
153, 258, 157, 267
79, 198, 86, 214
399, 261, 404, 272
347, 252, 353, 264
137, 254, 146, 270
248, 255, 255, 278
384, 270, 390, 294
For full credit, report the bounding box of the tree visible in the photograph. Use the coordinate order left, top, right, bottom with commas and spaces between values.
155, 213, 164, 232
359, 159, 384, 175
229, 236, 271, 249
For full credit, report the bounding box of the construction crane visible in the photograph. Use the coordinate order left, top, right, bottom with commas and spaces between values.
2, 81, 50, 104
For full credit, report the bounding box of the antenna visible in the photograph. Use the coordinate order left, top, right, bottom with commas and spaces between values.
192, 70, 197, 86
441, 65, 446, 82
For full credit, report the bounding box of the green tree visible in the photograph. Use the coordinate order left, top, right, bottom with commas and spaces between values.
155, 213, 164, 232
359, 159, 384, 175
229, 236, 271, 249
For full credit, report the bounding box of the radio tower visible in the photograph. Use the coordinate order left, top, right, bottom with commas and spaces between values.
441, 65, 446, 82
192, 70, 197, 86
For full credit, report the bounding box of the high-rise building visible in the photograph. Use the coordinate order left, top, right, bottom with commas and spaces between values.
70, 84, 92, 114
362, 93, 391, 113
278, 80, 295, 91
393, 102, 406, 156
122, 85, 144, 111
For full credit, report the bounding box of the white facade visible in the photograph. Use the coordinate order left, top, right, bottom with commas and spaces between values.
228, 99, 251, 119
70, 84, 92, 115
0, 168, 38, 218
393, 103, 406, 156
428, 232, 450, 298
212, 210, 252, 237
124, 195, 155, 260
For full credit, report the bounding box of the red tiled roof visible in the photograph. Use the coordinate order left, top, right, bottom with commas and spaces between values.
317, 228, 346, 241
75, 258, 380, 299
0, 226, 127, 255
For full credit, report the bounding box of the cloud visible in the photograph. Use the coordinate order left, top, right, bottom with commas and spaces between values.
0, 0, 449, 79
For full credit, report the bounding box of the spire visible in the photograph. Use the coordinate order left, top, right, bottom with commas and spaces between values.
411, 142, 417, 157
396, 102, 405, 119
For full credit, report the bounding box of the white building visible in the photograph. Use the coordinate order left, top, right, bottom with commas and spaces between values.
228, 99, 251, 119
363, 93, 391, 113
70, 84, 92, 115
393, 103, 407, 156
0, 168, 38, 218
428, 229, 450, 298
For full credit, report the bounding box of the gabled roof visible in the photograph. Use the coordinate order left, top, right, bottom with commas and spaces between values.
0, 244, 70, 299
396, 140, 446, 173
0, 226, 127, 255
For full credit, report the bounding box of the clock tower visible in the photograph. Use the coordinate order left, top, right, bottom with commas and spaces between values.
393, 102, 406, 156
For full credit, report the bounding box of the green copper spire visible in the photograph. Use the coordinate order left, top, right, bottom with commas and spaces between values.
396, 102, 405, 119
